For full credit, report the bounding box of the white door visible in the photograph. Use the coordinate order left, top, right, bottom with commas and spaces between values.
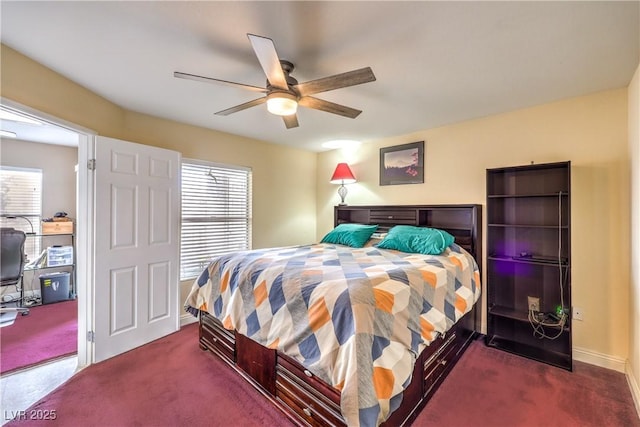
93, 136, 180, 362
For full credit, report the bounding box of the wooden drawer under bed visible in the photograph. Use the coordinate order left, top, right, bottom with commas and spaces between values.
276, 353, 344, 426
198, 311, 477, 426
423, 328, 461, 393
199, 312, 235, 364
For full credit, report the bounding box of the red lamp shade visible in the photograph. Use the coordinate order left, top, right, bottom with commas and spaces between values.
330, 163, 356, 184
330, 163, 356, 205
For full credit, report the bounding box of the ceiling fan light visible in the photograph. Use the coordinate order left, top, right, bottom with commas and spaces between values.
267, 93, 298, 116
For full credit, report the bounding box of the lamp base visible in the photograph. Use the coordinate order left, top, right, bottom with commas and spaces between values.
337, 184, 348, 205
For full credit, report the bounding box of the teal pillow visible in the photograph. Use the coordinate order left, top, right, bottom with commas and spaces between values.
320, 223, 378, 248
376, 225, 454, 255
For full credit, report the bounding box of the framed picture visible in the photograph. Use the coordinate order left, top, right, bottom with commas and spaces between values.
379, 141, 424, 185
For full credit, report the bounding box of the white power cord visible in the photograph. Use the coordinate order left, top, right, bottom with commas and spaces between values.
528, 307, 566, 340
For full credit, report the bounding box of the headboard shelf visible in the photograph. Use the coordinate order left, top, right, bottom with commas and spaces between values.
334, 204, 482, 265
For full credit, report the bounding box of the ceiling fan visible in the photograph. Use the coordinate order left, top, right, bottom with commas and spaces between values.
174, 34, 376, 129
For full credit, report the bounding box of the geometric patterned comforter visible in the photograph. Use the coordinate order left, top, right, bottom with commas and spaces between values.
185, 242, 481, 426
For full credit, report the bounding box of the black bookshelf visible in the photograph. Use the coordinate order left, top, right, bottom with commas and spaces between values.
485, 162, 572, 370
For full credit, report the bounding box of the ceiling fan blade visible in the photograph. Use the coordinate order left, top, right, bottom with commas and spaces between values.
295, 67, 376, 97
282, 114, 299, 129
298, 97, 362, 119
174, 71, 267, 93
247, 34, 289, 90
215, 97, 267, 116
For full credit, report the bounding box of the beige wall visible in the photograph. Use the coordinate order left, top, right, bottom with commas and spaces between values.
0, 139, 78, 220
629, 63, 640, 409
1, 44, 317, 306
317, 89, 630, 362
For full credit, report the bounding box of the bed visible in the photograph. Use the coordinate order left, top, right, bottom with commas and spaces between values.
185, 204, 482, 426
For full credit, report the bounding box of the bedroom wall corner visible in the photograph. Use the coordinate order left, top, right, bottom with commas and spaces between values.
627, 62, 640, 415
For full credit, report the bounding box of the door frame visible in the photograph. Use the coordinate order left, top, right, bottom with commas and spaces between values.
1, 98, 96, 369
76, 132, 95, 367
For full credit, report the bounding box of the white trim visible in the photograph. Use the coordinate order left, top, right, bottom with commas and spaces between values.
575, 346, 640, 418
573, 346, 626, 373
182, 157, 252, 173
76, 134, 95, 368
180, 313, 198, 327
626, 362, 640, 419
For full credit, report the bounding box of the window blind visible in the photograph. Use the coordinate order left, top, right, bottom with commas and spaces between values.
0, 166, 42, 261
180, 160, 252, 280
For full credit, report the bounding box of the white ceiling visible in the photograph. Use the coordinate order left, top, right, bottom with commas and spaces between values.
0, 117, 80, 147
1, 1, 638, 152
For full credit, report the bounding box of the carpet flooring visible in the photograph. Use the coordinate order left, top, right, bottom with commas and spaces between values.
6, 325, 639, 426
0, 300, 77, 375
421, 337, 640, 427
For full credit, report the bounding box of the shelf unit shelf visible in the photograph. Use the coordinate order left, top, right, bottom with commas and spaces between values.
487, 305, 528, 322
21, 231, 76, 307
487, 255, 569, 267
488, 193, 570, 198
26, 233, 74, 237
488, 304, 569, 330
486, 335, 572, 370
488, 224, 569, 229
485, 161, 572, 371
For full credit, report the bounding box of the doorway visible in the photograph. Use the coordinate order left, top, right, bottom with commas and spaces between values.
1, 98, 182, 369
0, 99, 93, 370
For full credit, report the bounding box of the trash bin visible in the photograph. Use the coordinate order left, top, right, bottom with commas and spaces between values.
40, 272, 70, 304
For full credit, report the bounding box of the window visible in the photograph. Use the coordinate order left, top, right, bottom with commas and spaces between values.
180, 159, 252, 280
0, 166, 43, 261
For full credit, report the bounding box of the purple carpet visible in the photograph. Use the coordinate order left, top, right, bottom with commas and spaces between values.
6, 327, 640, 426
8, 323, 288, 426
419, 338, 640, 427
0, 299, 77, 375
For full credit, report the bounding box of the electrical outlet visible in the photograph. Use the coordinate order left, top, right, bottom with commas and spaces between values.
573, 307, 584, 321
527, 296, 540, 312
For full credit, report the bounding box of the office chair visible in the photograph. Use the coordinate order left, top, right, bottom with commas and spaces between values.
1, 227, 30, 322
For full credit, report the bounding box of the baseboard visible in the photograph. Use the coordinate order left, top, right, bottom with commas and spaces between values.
626, 362, 640, 418
180, 312, 198, 327
573, 346, 626, 373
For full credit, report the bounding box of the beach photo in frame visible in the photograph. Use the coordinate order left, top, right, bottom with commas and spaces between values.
379, 141, 424, 185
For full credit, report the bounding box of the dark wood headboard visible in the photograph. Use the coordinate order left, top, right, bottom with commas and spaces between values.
334, 204, 482, 266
